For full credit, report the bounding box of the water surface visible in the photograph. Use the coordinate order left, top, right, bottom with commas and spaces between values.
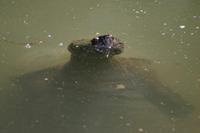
0, 0, 200, 133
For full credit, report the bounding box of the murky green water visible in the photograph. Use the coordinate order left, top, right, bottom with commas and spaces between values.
0, 0, 200, 133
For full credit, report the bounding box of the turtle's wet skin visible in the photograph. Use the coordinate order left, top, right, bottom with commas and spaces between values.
91, 34, 124, 57
68, 34, 124, 59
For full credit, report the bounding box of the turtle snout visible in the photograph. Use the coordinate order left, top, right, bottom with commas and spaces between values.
91, 34, 124, 56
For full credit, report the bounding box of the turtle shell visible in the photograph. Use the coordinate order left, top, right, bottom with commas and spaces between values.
0, 38, 193, 133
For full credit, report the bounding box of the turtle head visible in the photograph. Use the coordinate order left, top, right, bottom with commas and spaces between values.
68, 34, 124, 60
91, 34, 124, 57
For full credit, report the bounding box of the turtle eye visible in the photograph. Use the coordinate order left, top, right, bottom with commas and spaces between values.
91, 37, 99, 45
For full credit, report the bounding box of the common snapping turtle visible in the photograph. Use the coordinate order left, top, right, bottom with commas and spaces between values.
68, 34, 124, 58
0, 35, 193, 133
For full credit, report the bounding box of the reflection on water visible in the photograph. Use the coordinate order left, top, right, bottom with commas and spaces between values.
0, 0, 200, 133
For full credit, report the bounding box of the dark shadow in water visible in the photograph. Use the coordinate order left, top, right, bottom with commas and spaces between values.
0, 56, 193, 133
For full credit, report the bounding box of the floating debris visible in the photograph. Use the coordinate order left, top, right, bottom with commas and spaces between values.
138, 128, 144, 132
60, 114, 65, 118
161, 32, 166, 36
23, 20, 29, 24
119, 116, 124, 120
115, 84, 126, 90
193, 16, 197, 18
135, 10, 140, 14
171, 33, 176, 38
106, 54, 109, 58
184, 54, 188, 60
24, 43, 31, 49
144, 67, 149, 72
172, 127, 176, 132
160, 102, 165, 105
48, 34, 52, 38
82, 124, 87, 129
186, 43, 191, 46
135, 15, 140, 19
125, 122, 131, 126
25, 14, 29, 17
170, 110, 174, 114
170, 117, 176, 121
39, 40, 44, 44
59, 42, 64, 46
57, 87, 63, 90
190, 33, 194, 36
89, 7, 93, 10
153, 60, 161, 64
44, 77, 48, 81
163, 22, 167, 26
35, 120, 40, 123
11, 1, 16, 4
179, 25, 186, 29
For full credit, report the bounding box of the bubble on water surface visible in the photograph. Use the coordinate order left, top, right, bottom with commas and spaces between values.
24, 43, 31, 49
